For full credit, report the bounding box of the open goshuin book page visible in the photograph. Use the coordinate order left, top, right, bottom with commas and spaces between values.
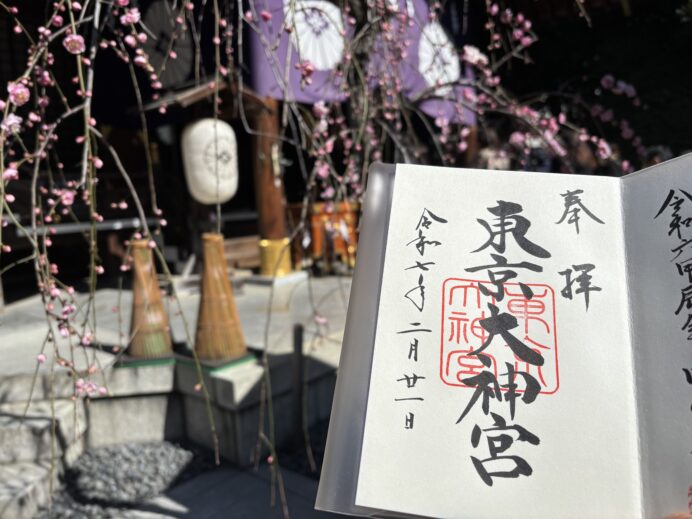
316, 157, 692, 519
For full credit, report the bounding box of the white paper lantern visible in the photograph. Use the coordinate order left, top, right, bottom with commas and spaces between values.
181, 119, 239, 205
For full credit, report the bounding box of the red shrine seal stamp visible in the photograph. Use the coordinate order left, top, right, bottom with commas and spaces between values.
440, 278, 560, 394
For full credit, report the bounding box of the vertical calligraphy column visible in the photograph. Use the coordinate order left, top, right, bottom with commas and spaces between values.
395, 208, 448, 430
453, 200, 552, 486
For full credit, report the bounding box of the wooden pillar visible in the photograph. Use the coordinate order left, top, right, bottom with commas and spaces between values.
253, 97, 292, 276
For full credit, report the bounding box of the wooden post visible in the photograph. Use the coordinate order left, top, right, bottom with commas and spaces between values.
253, 97, 292, 277
292, 323, 305, 447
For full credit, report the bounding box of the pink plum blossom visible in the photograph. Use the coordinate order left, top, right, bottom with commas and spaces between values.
2, 167, 18, 181
462, 45, 489, 67
62, 33, 85, 54
7, 82, 30, 106
120, 8, 141, 25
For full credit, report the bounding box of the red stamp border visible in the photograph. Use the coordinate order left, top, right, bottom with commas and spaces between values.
439, 277, 560, 395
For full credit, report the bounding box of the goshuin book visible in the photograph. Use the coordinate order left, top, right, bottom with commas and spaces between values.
316, 157, 692, 519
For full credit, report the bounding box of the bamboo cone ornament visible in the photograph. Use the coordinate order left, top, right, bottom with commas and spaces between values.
128, 240, 172, 358
195, 233, 247, 361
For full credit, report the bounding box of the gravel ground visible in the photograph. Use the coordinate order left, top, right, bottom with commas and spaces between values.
36, 421, 331, 518
37, 442, 195, 519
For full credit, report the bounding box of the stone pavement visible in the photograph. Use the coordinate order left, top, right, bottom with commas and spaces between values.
131, 465, 340, 518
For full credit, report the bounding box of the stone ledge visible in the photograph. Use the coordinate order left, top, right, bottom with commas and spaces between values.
0, 462, 55, 519
175, 333, 341, 412
0, 399, 86, 466
102, 359, 176, 397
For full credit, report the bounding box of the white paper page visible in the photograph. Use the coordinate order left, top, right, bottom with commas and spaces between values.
355, 164, 642, 519
623, 155, 692, 518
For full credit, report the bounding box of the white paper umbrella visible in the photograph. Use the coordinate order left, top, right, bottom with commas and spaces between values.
181, 119, 239, 205
283, 0, 345, 71
418, 21, 461, 97
387, 0, 416, 16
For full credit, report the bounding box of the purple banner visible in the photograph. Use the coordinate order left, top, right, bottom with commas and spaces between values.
370, 0, 476, 124
248, 0, 349, 104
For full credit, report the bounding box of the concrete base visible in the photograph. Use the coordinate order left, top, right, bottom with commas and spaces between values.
176, 331, 340, 466
244, 271, 309, 311
87, 394, 184, 448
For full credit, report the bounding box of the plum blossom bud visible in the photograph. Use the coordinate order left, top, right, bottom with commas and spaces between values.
312, 101, 329, 118
37, 354, 47, 364
600, 74, 615, 90
61, 190, 75, 206
596, 139, 612, 160
260, 10, 272, 21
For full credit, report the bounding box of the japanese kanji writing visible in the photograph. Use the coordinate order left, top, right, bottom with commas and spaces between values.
559, 263, 601, 310
396, 208, 447, 430
556, 189, 605, 234
454, 199, 552, 486
655, 189, 692, 339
